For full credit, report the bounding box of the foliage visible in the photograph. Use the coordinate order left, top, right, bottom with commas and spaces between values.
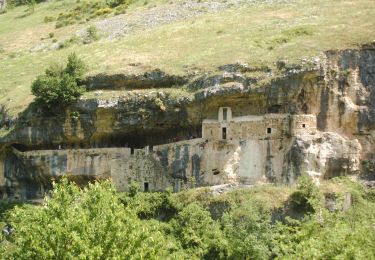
54, 0, 136, 28
222, 201, 273, 259
26, 0, 35, 14
31, 53, 86, 107
58, 35, 80, 49
83, 25, 100, 44
171, 203, 228, 259
289, 175, 323, 213
1, 179, 171, 259
1, 177, 375, 259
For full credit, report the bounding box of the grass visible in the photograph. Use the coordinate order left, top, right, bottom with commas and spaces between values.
0, 0, 375, 115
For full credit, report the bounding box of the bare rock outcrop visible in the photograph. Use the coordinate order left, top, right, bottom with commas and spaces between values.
284, 132, 362, 184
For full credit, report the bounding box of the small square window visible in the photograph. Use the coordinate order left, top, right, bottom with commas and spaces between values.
267, 128, 272, 134
302, 124, 306, 128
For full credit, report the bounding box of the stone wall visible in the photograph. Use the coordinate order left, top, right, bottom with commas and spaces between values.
291, 115, 317, 136
2, 126, 362, 199
202, 114, 316, 140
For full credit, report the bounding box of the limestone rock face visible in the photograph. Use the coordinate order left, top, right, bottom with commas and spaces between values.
1, 44, 375, 198
284, 132, 362, 184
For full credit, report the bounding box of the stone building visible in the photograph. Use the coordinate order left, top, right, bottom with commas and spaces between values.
202, 107, 317, 140
4, 107, 361, 200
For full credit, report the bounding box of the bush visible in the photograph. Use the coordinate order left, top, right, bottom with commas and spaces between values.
1, 179, 170, 259
171, 203, 228, 258
31, 53, 86, 107
289, 175, 322, 213
223, 201, 273, 259
43, 15, 55, 23
83, 25, 100, 44
93, 7, 112, 17
58, 35, 80, 49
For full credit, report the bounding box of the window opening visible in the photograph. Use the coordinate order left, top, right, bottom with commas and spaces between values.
222, 127, 227, 139
302, 124, 306, 128
267, 128, 272, 134
131, 148, 134, 155
223, 108, 228, 121
144, 182, 149, 192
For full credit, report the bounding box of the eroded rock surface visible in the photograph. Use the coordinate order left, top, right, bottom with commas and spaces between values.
1, 44, 375, 199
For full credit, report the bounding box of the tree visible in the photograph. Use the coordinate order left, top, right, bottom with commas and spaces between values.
31, 53, 86, 108
172, 203, 228, 259
2, 179, 170, 259
223, 201, 273, 259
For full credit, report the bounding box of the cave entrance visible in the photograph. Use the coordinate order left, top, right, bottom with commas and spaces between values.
222, 127, 227, 140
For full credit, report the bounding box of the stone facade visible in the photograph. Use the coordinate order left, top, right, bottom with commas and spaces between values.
202, 108, 317, 140
0, 109, 331, 199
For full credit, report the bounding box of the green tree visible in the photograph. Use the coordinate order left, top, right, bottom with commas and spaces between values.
2, 179, 170, 259
289, 175, 323, 213
172, 203, 228, 259
31, 53, 86, 107
223, 201, 273, 259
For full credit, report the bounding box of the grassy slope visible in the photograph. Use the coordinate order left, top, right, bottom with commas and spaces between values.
0, 0, 374, 115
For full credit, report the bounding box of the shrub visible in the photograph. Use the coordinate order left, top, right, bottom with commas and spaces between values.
106, 0, 127, 8
58, 35, 80, 49
43, 15, 55, 23
171, 203, 228, 258
31, 53, 86, 107
1, 179, 171, 259
83, 25, 100, 44
93, 7, 112, 17
223, 200, 273, 259
289, 175, 322, 213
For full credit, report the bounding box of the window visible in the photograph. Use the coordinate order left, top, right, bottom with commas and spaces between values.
223, 108, 228, 121
222, 127, 227, 139
144, 182, 149, 192
267, 128, 272, 134
131, 148, 134, 155
302, 124, 306, 128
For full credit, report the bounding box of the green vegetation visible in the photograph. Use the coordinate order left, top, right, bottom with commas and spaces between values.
1, 176, 374, 258
31, 53, 86, 107
83, 25, 100, 44
0, 0, 374, 115
55, 0, 136, 28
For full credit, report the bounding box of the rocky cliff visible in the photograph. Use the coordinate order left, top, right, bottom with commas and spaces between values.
1, 43, 374, 199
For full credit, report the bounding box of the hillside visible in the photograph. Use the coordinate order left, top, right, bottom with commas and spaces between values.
0, 0, 375, 115
1, 1, 375, 258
